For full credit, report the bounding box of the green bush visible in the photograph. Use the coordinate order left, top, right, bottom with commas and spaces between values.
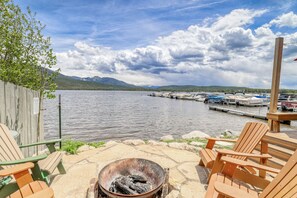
61, 140, 105, 154
61, 140, 85, 154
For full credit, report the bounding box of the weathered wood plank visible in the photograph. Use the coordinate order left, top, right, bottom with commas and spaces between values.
0, 80, 43, 157
26, 89, 34, 156
255, 144, 293, 161
267, 112, 297, 121
262, 133, 297, 151
5, 83, 15, 128
18, 86, 27, 155
0, 81, 5, 124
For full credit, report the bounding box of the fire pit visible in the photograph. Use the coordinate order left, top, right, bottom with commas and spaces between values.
98, 158, 166, 198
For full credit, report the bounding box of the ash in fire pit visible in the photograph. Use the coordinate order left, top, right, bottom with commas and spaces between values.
98, 158, 166, 198
109, 175, 152, 194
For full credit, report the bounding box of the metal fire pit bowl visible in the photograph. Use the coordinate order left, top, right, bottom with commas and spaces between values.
98, 158, 166, 198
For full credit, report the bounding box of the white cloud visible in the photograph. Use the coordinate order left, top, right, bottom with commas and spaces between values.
55, 9, 297, 88
211, 9, 267, 31
269, 12, 297, 28
254, 26, 275, 38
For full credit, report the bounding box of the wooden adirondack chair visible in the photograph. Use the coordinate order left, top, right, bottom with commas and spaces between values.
199, 122, 270, 181
0, 123, 65, 190
205, 149, 297, 197
0, 162, 54, 198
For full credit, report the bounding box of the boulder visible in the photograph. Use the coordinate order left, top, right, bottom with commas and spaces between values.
160, 135, 174, 141
220, 129, 240, 137
147, 140, 168, 146
216, 141, 234, 147
123, 139, 145, 146
182, 131, 210, 139
190, 142, 204, 147
77, 145, 96, 153
105, 141, 119, 147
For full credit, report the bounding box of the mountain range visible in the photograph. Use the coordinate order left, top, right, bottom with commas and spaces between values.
54, 72, 297, 93
55, 73, 142, 90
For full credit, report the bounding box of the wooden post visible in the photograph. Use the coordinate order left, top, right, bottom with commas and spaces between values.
259, 141, 268, 178
59, 94, 62, 149
268, 37, 283, 132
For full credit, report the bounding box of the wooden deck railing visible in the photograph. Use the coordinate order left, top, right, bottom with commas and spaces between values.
250, 132, 297, 177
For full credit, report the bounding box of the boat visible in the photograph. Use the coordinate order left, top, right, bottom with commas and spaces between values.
236, 96, 264, 107
194, 93, 208, 102
255, 94, 270, 102
281, 101, 297, 111
204, 95, 225, 104
224, 95, 239, 105
280, 94, 297, 111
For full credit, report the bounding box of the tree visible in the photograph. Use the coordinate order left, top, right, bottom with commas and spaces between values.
0, 0, 60, 141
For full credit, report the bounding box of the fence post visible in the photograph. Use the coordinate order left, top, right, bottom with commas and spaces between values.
59, 94, 62, 149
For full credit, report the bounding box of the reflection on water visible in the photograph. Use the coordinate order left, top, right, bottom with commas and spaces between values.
44, 91, 297, 142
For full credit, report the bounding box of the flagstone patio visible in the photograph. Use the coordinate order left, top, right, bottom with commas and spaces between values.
50, 141, 208, 198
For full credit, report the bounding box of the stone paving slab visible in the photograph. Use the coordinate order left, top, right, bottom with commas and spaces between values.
51, 142, 207, 198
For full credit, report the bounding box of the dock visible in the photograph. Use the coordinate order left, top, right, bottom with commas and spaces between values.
209, 106, 267, 120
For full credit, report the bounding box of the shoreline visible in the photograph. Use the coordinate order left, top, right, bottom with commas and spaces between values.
60, 130, 236, 155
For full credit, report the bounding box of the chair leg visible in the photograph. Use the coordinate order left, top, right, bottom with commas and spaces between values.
207, 161, 224, 183
0, 182, 19, 198
207, 154, 223, 183
199, 159, 205, 166
31, 164, 50, 184
57, 161, 66, 174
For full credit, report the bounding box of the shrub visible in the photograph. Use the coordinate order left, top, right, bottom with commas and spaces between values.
61, 140, 105, 154
61, 140, 85, 154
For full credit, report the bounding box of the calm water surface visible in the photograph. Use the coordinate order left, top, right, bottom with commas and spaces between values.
44, 91, 297, 141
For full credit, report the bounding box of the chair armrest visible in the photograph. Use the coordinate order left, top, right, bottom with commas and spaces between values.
221, 156, 280, 174
0, 162, 34, 177
214, 182, 257, 198
19, 139, 61, 148
216, 149, 271, 159
0, 154, 47, 166
207, 137, 238, 143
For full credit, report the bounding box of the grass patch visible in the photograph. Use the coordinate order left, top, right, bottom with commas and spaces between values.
61, 140, 85, 154
61, 140, 105, 154
88, 141, 105, 148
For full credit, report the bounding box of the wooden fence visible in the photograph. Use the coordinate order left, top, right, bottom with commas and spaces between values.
0, 80, 44, 157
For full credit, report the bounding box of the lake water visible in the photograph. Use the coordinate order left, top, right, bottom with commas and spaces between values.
44, 90, 297, 142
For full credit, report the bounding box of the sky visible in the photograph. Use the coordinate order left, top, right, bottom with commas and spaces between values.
15, 0, 297, 88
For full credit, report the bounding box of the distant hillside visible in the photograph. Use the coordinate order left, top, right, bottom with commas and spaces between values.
53, 71, 296, 93
55, 73, 144, 90
74, 76, 137, 88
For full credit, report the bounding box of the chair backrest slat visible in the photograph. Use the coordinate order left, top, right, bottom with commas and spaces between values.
260, 149, 297, 197
232, 122, 269, 160
0, 124, 24, 169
